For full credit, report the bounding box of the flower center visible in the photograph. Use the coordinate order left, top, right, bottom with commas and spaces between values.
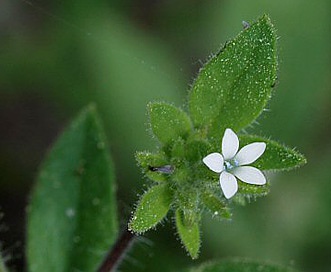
224, 159, 239, 172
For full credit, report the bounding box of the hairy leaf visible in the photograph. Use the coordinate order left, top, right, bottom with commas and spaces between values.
239, 135, 307, 170
136, 151, 170, 182
201, 192, 231, 220
175, 209, 201, 259
129, 183, 172, 233
189, 15, 277, 143
148, 102, 192, 145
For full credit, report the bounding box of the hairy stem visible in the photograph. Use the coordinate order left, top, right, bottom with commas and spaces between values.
97, 229, 136, 272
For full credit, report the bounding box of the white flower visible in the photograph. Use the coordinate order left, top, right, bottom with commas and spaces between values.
203, 128, 266, 199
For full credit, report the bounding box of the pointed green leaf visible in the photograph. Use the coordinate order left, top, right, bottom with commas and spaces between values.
175, 209, 201, 259
129, 183, 172, 233
188, 259, 297, 272
148, 102, 192, 145
135, 151, 170, 182
27, 105, 118, 272
189, 15, 277, 140
201, 192, 231, 220
239, 135, 307, 171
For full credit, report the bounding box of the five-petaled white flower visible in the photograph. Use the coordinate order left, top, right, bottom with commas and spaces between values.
203, 128, 266, 199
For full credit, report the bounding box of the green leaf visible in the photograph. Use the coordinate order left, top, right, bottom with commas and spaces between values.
237, 180, 270, 198
129, 183, 172, 233
175, 209, 201, 259
239, 135, 307, 170
185, 139, 211, 163
201, 192, 231, 220
175, 187, 200, 225
135, 151, 170, 182
189, 15, 277, 141
27, 105, 118, 272
187, 258, 297, 272
148, 102, 192, 145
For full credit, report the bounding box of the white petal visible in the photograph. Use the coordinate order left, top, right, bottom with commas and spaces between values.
220, 172, 238, 199
222, 128, 239, 160
234, 142, 266, 165
203, 153, 224, 173
233, 166, 266, 185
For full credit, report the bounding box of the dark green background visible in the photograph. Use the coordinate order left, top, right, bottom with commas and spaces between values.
1, 1, 330, 271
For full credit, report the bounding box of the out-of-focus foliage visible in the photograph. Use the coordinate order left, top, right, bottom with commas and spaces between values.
187, 258, 297, 272
1, 0, 330, 271
27, 105, 118, 271
0, 253, 7, 272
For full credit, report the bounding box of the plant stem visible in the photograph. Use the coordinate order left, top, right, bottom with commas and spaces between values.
97, 229, 136, 272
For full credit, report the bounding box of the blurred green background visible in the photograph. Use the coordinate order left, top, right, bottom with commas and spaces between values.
1, 0, 331, 271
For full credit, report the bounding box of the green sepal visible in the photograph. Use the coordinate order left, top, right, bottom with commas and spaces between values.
201, 192, 231, 220
129, 183, 172, 233
189, 15, 277, 142
239, 135, 307, 171
175, 209, 201, 259
148, 102, 192, 145
135, 151, 169, 182
187, 258, 298, 272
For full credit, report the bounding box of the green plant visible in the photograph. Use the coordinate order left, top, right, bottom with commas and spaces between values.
1, 15, 306, 272
129, 15, 305, 259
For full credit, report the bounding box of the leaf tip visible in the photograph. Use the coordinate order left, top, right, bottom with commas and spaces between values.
293, 149, 307, 168
127, 217, 143, 235
129, 184, 172, 234
175, 209, 201, 260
